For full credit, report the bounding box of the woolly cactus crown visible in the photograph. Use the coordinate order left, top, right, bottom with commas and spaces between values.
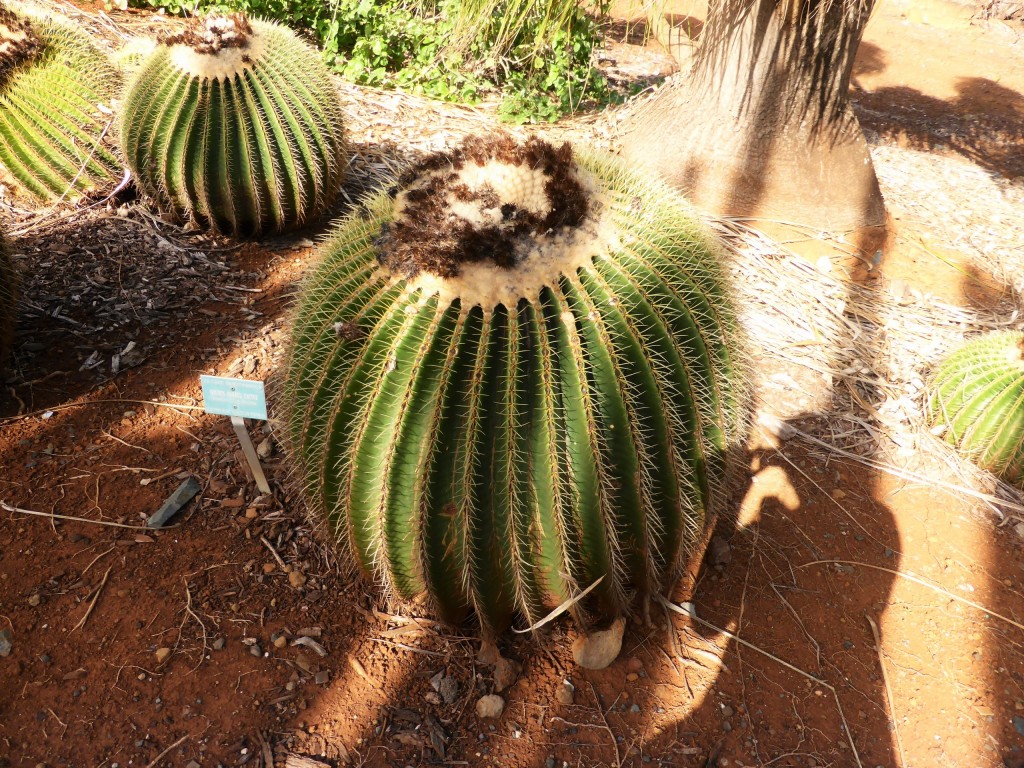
120, 13, 347, 236
0, 5, 40, 82
282, 136, 750, 635
0, 4, 121, 203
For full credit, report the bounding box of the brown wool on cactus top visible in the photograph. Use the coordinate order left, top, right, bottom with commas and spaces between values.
376, 135, 591, 280
0, 5, 40, 84
160, 12, 253, 55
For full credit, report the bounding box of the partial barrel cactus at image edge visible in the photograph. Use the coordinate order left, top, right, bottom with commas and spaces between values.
928, 330, 1024, 482
119, 13, 347, 237
0, 5, 121, 203
281, 136, 751, 635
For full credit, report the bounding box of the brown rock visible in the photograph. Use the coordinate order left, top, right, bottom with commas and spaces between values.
572, 617, 625, 670
475, 694, 505, 719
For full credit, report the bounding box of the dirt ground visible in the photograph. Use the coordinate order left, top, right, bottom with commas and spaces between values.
2, 0, 1024, 766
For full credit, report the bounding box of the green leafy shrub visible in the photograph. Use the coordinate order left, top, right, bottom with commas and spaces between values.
0, 6, 121, 203
124, 0, 611, 122
280, 136, 751, 634
119, 13, 347, 236
928, 331, 1024, 483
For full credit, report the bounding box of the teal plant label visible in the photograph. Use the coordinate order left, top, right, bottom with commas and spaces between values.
201, 375, 267, 420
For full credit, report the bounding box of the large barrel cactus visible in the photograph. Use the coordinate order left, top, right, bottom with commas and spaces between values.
281, 136, 750, 635
0, 230, 16, 366
119, 13, 347, 236
0, 5, 121, 203
928, 330, 1024, 482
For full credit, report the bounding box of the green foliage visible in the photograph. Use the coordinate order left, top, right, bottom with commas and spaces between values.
125, 0, 611, 122
119, 15, 347, 236
928, 331, 1024, 483
0, 13, 121, 204
280, 138, 751, 634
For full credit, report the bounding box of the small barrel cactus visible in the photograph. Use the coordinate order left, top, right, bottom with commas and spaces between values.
281, 136, 750, 635
928, 330, 1024, 482
119, 13, 347, 237
0, 230, 16, 366
0, 5, 121, 203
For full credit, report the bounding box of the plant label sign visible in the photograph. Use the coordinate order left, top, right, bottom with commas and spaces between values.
200, 375, 271, 494
200, 375, 268, 420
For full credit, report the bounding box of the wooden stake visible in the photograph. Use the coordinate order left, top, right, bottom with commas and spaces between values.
231, 416, 271, 494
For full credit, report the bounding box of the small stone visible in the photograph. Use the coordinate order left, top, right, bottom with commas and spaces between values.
315, 670, 330, 685
629, 704, 641, 713
707, 535, 732, 568
476, 694, 505, 719
289, 571, 307, 589
250, 644, 263, 657
28, 593, 40, 607
274, 635, 287, 649
626, 673, 638, 682
493, 655, 522, 693
722, 721, 732, 732
625, 657, 643, 673
572, 617, 625, 670
438, 675, 459, 705
830, 488, 847, 500
155, 647, 172, 664
257, 437, 273, 459
212, 637, 226, 650
185, 762, 201, 768
546, 758, 556, 768
555, 680, 575, 706
0, 628, 12, 657
722, 705, 734, 717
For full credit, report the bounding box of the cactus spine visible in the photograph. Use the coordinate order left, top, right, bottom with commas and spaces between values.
0, 5, 121, 203
928, 330, 1024, 482
119, 14, 347, 236
281, 136, 750, 634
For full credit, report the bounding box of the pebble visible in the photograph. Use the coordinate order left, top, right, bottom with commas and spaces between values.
629, 704, 641, 713
0, 628, 12, 657
28, 593, 40, 607
722, 705, 734, 718
476, 694, 505, 719
626, 672, 638, 682
315, 670, 330, 685
185, 762, 201, 768
274, 635, 288, 649
555, 680, 575, 706
546, 758, 556, 768
250, 644, 263, 657
493, 655, 522, 692
289, 571, 308, 589
572, 617, 625, 670
212, 637, 226, 650
155, 647, 172, 664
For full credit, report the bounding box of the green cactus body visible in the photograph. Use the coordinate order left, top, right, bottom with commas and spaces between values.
0, 6, 121, 203
928, 330, 1024, 482
0, 230, 16, 366
281, 136, 750, 633
119, 14, 347, 237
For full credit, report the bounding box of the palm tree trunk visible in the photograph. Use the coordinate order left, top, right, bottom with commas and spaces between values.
620, 0, 885, 244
